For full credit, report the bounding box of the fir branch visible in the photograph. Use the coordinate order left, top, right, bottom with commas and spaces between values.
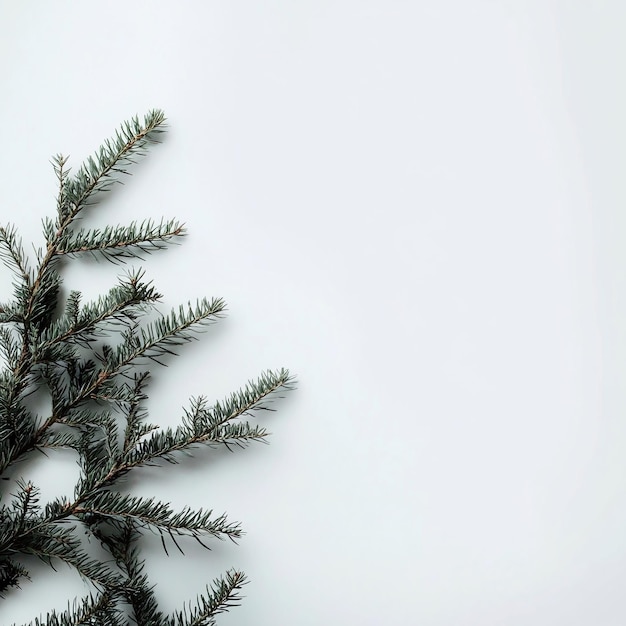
89, 520, 166, 626
121, 372, 159, 451
71, 370, 152, 418
9, 481, 41, 534
18, 522, 124, 590
6, 111, 166, 407
0, 109, 295, 625
0, 373, 37, 473
110, 297, 226, 369
124, 369, 293, 467
29, 297, 226, 447
70, 417, 121, 496
29, 266, 61, 335
165, 570, 247, 626
123, 556, 165, 626
1, 113, 167, 471
50, 154, 71, 238
61, 110, 167, 223
0, 225, 31, 288
37, 269, 162, 353
118, 529, 165, 625
56, 218, 186, 263
0, 558, 29, 596
0, 327, 21, 370
0, 302, 23, 324
37, 429, 80, 451
10, 591, 124, 626
191, 368, 295, 429
76, 492, 241, 544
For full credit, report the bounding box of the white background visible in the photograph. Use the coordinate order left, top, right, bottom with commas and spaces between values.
1, 1, 625, 624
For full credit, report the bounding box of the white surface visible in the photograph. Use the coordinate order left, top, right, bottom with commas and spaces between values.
1, 1, 625, 624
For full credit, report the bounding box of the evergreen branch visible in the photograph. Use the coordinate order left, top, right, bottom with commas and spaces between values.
56, 219, 186, 262
0, 374, 37, 474
0, 114, 165, 473
20, 523, 124, 590
122, 372, 159, 451
110, 297, 226, 369
0, 225, 33, 326
41, 218, 57, 248
0, 327, 21, 370
62, 110, 167, 221
0, 558, 29, 596
31, 298, 225, 444
69, 417, 120, 496
124, 562, 165, 625
39, 360, 73, 417
88, 519, 167, 625
165, 570, 247, 626
29, 265, 61, 334
124, 369, 293, 467
10, 591, 124, 626
76, 492, 241, 544
190, 369, 295, 430
0, 302, 23, 324
117, 527, 166, 626
10, 481, 41, 534
0, 225, 31, 286
51, 154, 71, 235
0, 110, 294, 625
0, 112, 167, 472
91, 377, 147, 406
37, 430, 79, 450
37, 270, 162, 352
25, 271, 162, 455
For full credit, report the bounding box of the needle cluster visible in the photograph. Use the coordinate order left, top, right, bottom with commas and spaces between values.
0, 110, 294, 625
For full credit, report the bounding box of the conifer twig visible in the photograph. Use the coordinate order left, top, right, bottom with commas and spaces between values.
0, 110, 295, 625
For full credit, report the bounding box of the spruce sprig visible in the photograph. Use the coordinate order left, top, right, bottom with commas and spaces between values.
19, 592, 125, 626
0, 110, 294, 625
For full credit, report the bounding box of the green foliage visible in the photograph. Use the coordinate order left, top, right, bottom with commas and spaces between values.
0, 111, 294, 625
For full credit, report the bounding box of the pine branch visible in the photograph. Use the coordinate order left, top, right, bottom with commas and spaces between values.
10, 591, 124, 626
0, 559, 29, 596
0, 225, 31, 288
42, 155, 71, 251
121, 371, 159, 451
28, 297, 226, 448
5, 111, 167, 416
191, 368, 295, 429
56, 218, 185, 263
0, 301, 23, 324
0, 372, 37, 473
37, 269, 162, 353
90, 520, 166, 626
117, 531, 166, 626
16, 521, 124, 590
110, 297, 226, 369
165, 570, 247, 626
0, 327, 21, 370
124, 369, 293, 467
76, 492, 241, 545
9, 481, 41, 534
59, 110, 167, 224
0, 109, 295, 626
29, 265, 61, 335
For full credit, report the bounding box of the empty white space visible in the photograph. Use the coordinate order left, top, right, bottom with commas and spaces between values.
1, 1, 625, 624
